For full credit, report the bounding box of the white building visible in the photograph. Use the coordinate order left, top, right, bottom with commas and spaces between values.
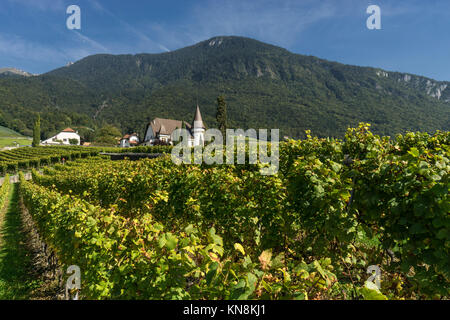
42, 128, 81, 146
142, 106, 206, 147
119, 133, 140, 148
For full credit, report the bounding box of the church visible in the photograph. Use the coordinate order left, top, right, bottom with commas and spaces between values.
142, 105, 206, 147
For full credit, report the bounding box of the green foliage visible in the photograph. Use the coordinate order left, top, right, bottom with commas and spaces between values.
216, 95, 228, 138
17, 125, 450, 299
0, 146, 99, 176
0, 174, 10, 209
344, 124, 450, 297
32, 114, 40, 147
94, 125, 122, 146
359, 282, 388, 300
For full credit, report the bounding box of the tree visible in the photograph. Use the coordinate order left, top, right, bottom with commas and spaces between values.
32, 113, 41, 147
77, 127, 95, 143
93, 124, 122, 146
0, 111, 6, 127
216, 95, 228, 139
69, 138, 79, 145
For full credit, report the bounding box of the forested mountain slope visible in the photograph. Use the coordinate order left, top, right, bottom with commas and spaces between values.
1, 36, 448, 139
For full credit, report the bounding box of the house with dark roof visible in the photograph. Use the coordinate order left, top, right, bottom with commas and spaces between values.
142, 106, 206, 147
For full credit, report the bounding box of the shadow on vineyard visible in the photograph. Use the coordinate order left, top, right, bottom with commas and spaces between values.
0, 184, 41, 299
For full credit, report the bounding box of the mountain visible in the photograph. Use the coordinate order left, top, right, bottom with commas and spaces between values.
0, 67, 34, 78
0, 36, 449, 139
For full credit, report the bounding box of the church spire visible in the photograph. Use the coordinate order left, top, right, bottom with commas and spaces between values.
193, 105, 205, 129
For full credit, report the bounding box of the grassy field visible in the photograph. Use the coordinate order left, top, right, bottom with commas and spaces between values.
0, 138, 32, 149
0, 126, 23, 137
0, 126, 32, 149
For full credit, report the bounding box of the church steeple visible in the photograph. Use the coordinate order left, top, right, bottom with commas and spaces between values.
192, 105, 206, 147
193, 105, 205, 129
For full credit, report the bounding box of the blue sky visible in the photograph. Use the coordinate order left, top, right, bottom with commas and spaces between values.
0, 0, 449, 81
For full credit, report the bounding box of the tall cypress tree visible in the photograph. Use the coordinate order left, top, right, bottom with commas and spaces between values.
181, 122, 188, 145
216, 95, 228, 139
32, 113, 41, 147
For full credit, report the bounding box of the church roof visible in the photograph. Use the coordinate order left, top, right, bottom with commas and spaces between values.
146, 106, 206, 139
149, 118, 192, 137
62, 128, 76, 133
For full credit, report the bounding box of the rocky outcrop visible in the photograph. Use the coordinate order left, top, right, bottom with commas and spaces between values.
376, 69, 450, 104
0, 67, 33, 77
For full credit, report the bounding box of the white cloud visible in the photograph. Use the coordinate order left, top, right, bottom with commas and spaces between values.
0, 33, 67, 62
90, 0, 170, 53
6, 0, 65, 12
135, 0, 341, 52
73, 31, 109, 53
0, 31, 110, 71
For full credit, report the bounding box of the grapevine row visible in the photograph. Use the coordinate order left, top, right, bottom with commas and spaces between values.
22, 124, 450, 299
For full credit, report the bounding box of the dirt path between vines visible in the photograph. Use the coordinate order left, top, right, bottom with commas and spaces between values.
0, 182, 62, 300
0, 183, 40, 299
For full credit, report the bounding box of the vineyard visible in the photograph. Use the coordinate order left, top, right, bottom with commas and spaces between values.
0, 145, 173, 176
0, 124, 448, 300
0, 174, 9, 211
0, 146, 98, 176
2, 124, 443, 300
